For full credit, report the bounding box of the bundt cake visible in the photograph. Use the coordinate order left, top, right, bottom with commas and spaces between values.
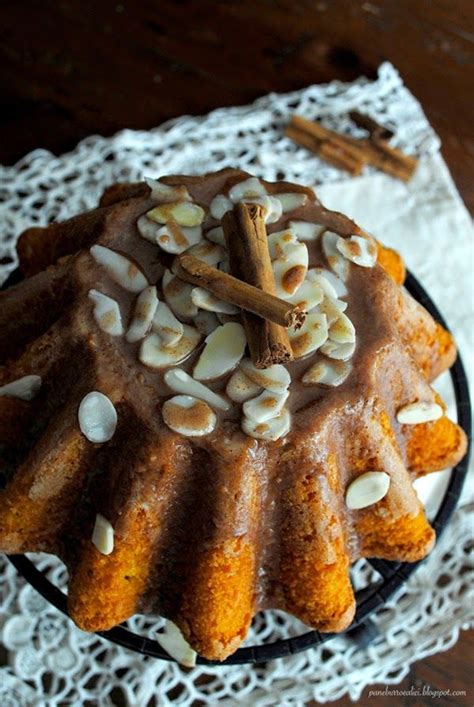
0, 168, 467, 664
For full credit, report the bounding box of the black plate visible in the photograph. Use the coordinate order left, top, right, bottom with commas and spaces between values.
4, 270, 471, 665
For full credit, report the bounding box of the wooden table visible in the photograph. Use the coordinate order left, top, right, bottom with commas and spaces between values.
0, 1, 472, 703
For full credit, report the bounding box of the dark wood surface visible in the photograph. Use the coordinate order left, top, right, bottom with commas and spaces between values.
0, 1, 472, 704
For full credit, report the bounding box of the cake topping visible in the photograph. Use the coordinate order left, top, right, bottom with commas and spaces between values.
320, 340, 356, 361
228, 177, 267, 202
397, 401, 443, 425
126, 286, 159, 343
289, 312, 329, 358
156, 224, 202, 254
164, 368, 230, 411
162, 395, 217, 436
276, 192, 308, 212
78, 391, 117, 443
272, 240, 308, 298
243, 388, 289, 424
210, 194, 233, 220
226, 368, 262, 403
90, 245, 148, 293
152, 301, 184, 346
336, 235, 377, 268
92, 513, 114, 555
192, 310, 219, 336
88, 289, 124, 337
328, 311, 356, 344
162, 269, 198, 319
0, 374, 42, 401
308, 267, 348, 298
242, 406, 291, 441
139, 326, 201, 369
145, 177, 191, 203
322, 231, 350, 281
345, 471, 391, 510
146, 201, 205, 228
193, 322, 246, 380
289, 220, 325, 242
156, 620, 197, 668
190, 286, 239, 315
187, 241, 226, 266
302, 358, 352, 387
239, 358, 290, 393
205, 225, 226, 246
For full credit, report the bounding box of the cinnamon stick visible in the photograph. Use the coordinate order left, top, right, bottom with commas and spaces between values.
222, 203, 296, 368
175, 253, 305, 330
349, 110, 394, 141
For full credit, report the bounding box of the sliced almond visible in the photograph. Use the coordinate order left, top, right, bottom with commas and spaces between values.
289, 312, 328, 358
88, 290, 124, 337
156, 620, 197, 668
242, 407, 290, 442
289, 220, 325, 242
228, 177, 267, 202
210, 194, 232, 220
396, 401, 443, 425
162, 395, 217, 437
320, 339, 356, 361
240, 358, 290, 393
78, 391, 117, 443
245, 195, 282, 223
345, 471, 390, 510
147, 201, 205, 227
0, 375, 42, 401
193, 322, 246, 381
191, 287, 239, 315
145, 178, 191, 203
156, 224, 202, 254
137, 214, 159, 243
205, 225, 226, 246
164, 368, 230, 411
139, 326, 200, 369
226, 368, 262, 403
187, 241, 226, 266
192, 310, 220, 336
329, 312, 356, 344
275, 192, 308, 212
243, 388, 289, 424
319, 296, 348, 325
336, 234, 377, 267
322, 231, 349, 281
267, 229, 297, 260
162, 269, 198, 319
152, 301, 184, 347
90, 245, 148, 293
92, 513, 114, 555
285, 278, 323, 311
307, 267, 348, 298
126, 286, 159, 343
302, 358, 352, 387
273, 241, 309, 298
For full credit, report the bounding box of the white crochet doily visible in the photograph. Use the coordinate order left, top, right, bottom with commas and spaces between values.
0, 62, 473, 705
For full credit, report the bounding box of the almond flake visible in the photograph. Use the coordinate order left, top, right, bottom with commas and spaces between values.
156, 620, 197, 668
273, 241, 309, 298
210, 194, 232, 220
275, 192, 308, 212
242, 407, 291, 441
156, 224, 202, 254
162, 395, 217, 437
137, 214, 159, 243
145, 178, 191, 203
289, 312, 328, 358
164, 368, 230, 411
240, 358, 290, 393
139, 326, 200, 369
345, 471, 390, 510
193, 322, 246, 381
152, 301, 184, 346
336, 234, 377, 267
226, 368, 262, 403
90, 245, 148, 293
191, 287, 239, 315
302, 358, 352, 387
285, 278, 324, 311
147, 201, 205, 227
187, 241, 226, 266
322, 231, 349, 281
307, 267, 348, 298
243, 388, 289, 424
289, 220, 325, 241
92, 513, 114, 555
89, 290, 124, 336
162, 269, 198, 319
319, 296, 348, 325
78, 391, 117, 443
267, 229, 297, 260
329, 311, 356, 344
228, 177, 267, 202
193, 310, 220, 336
320, 340, 356, 361
126, 286, 159, 343
0, 375, 42, 401
206, 225, 226, 246
396, 401, 443, 425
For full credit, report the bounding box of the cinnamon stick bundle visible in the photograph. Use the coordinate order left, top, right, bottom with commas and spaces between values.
222, 203, 296, 368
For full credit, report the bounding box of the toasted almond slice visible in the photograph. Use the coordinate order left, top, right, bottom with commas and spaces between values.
345, 471, 390, 510
162, 395, 217, 437
302, 358, 352, 387
145, 178, 191, 203
289, 220, 325, 241
210, 194, 232, 220
319, 296, 347, 325
273, 241, 309, 298
164, 368, 230, 411
78, 391, 117, 443
243, 388, 289, 424
267, 229, 297, 260
187, 241, 226, 266
139, 326, 200, 369
245, 195, 282, 223
126, 286, 159, 343
228, 177, 267, 202
193, 322, 246, 381
329, 312, 356, 344
147, 202, 205, 227
162, 269, 198, 319
90, 245, 148, 293
240, 358, 290, 393
307, 267, 348, 298
285, 279, 324, 311
152, 301, 184, 346
320, 339, 356, 361
275, 192, 308, 212
191, 287, 239, 315
205, 225, 226, 246
396, 401, 443, 425
0, 375, 42, 401
322, 231, 349, 281
137, 214, 159, 243
156, 224, 202, 254
242, 406, 290, 441
193, 310, 220, 336
336, 234, 377, 267
88, 289, 124, 337
92, 513, 114, 555
289, 312, 328, 358
156, 620, 197, 668
226, 368, 262, 403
